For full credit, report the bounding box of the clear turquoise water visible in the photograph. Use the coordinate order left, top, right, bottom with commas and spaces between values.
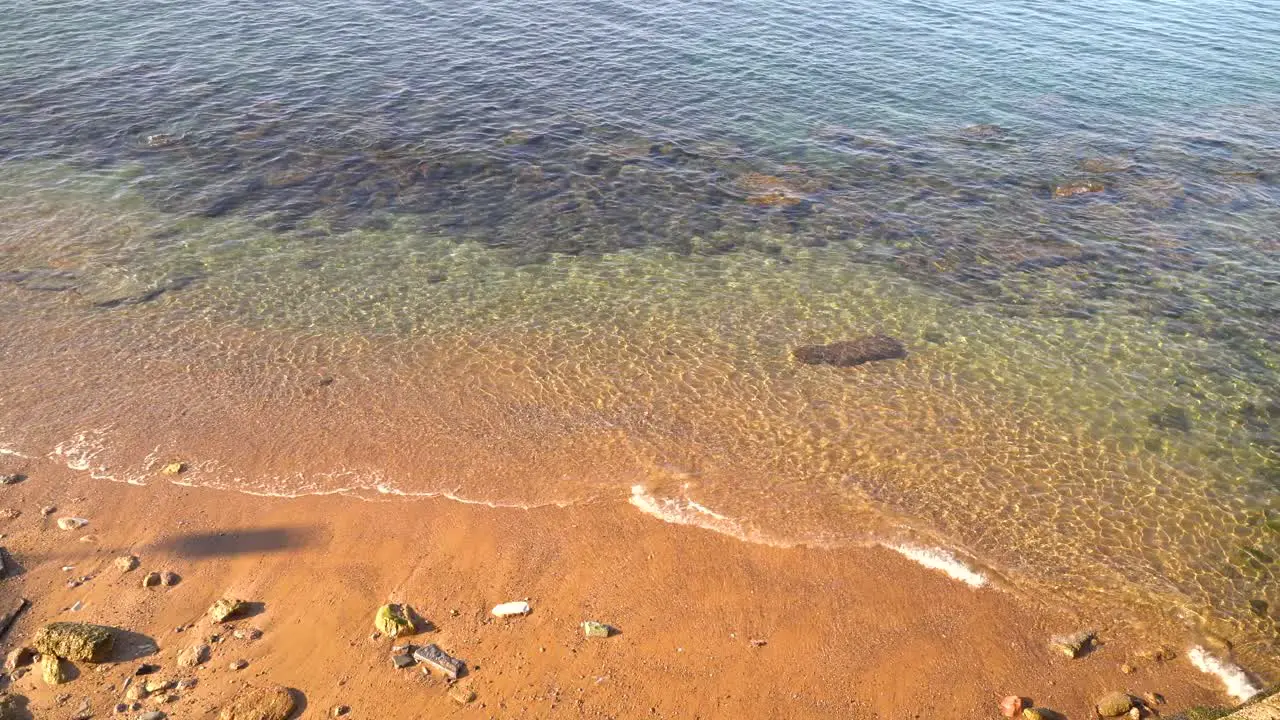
1, 0, 1277, 678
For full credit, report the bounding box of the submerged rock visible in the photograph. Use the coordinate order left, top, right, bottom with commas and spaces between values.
33, 622, 114, 662
1079, 156, 1133, 173
374, 604, 413, 638
960, 123, 1008, 140
1096, 691, 1135, 717
1052, 180, 1105, 198
209, 598, 247, 623
792, 335, 907, 367
1048, 629, 1095, 658
1149, 404, 1193, 432
218, 685, 295, 720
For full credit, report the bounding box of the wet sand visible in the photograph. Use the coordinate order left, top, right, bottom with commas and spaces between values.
0, 455, 1235, 719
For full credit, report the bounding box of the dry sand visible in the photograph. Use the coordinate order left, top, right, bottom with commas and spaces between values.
0, 454, 1239, 719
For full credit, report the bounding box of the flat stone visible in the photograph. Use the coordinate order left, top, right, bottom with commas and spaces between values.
1096, 691, 1135, 717
115, 555, 140, 572
139, 712, 167, 720
218, 685, 295, 720
34, 622, 115, 662
792, 335, 907, 367
413, 644, 464, 679
582, 621, 613, 638
177, 643, 210, 668
492, 601, 531, 618
390, 654, 414, 669
57, 517, 89, 530
208, 598, 246, 623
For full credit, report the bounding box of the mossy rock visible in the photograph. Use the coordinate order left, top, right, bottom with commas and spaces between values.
1167, 707, 1231, 720
219, 685, 295, 720
1096, 691, 1134, 717
32, 622, 114, 662
374, 604, 413, 638
209, 598, 247, 623
41, 654, 67, 685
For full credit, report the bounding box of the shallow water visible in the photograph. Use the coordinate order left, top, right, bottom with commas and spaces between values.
2, 0, 1278, 677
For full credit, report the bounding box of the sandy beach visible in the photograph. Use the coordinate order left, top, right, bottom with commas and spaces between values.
0, 452, 1246, 719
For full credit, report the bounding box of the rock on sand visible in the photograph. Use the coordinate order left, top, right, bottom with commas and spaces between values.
374, 604, 413, 638
209, 598, 247, 623
219, 685, 296, 720
33, 622, 114, 662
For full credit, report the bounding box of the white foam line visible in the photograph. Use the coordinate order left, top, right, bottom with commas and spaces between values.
1188, 645, 1261, 703
884, 543, 988, 588
628, 484, 794, 548
0, 446, 30, 458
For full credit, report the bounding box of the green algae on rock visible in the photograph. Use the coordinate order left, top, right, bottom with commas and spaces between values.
218, 685, 296, 720
374, 604, 414, 638
32, 622, 114, 662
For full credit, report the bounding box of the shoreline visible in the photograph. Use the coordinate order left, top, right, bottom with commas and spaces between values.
1, 454, 1254, 718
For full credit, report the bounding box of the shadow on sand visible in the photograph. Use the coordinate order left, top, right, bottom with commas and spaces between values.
151, 526, 317, 558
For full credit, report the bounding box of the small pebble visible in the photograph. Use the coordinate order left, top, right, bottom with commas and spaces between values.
57, 517, 89, 530
115, 555, 140, 572
41, 505, 56, 516
229, 659, 248, 670
161, 571, 180, 587
141, 572, 162, 588
332, 706, 350, 717
1121, 663, 1136, 674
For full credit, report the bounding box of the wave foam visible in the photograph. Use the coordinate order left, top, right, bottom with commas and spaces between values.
628, 485, 792, 548
884, 543, 988, 588
1188, 645, 1261, 703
